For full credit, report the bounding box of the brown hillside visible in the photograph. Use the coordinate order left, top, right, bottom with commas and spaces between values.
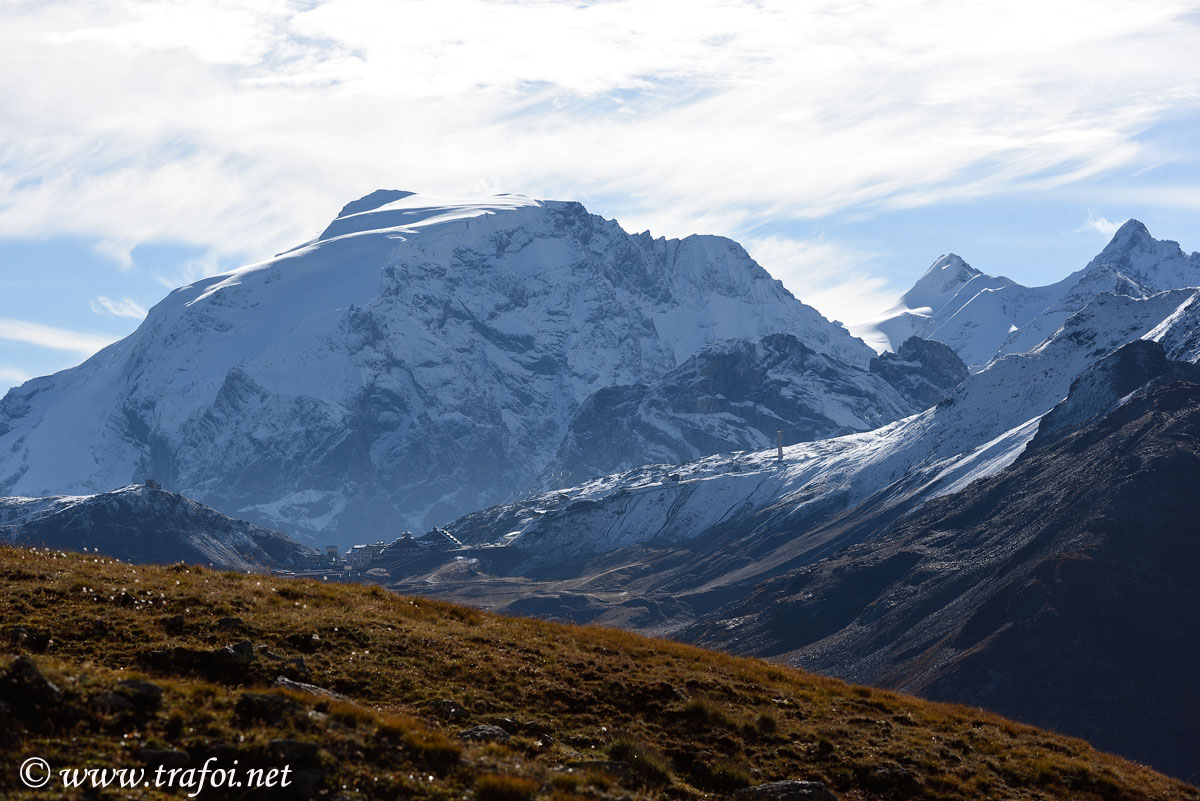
0, 545, 1194, 800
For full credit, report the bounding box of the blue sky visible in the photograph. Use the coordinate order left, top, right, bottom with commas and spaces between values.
2, 0, 1199, 394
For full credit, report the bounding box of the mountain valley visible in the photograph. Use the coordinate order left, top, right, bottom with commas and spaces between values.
3, 193, 1199, 786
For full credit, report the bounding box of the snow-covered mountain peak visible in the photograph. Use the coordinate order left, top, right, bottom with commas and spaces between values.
900, 253, 982, 313
318, 190, 544, 242
1065, 219, 1195, 306
0, 191, 874, 545
335, 189, 418, 217
869, 222, 1200, 372
1098, 218, 1154, 255
864, 253, 1017, 363
1082, 219, 1198, 292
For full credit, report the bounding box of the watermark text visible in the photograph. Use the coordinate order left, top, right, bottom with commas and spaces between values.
21, 756, 292, 797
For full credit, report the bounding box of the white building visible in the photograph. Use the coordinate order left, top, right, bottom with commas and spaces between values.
346, 541, 387, 569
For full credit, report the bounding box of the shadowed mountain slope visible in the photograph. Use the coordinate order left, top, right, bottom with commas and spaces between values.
1, 483, 314, 572
543, 335, 966, 487
685, 341, 1200, 782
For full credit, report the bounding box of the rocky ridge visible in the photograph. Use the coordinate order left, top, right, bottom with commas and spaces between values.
1, 483, 313, 572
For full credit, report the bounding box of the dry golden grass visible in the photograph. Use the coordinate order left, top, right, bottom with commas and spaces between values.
0, 545, 1195, 800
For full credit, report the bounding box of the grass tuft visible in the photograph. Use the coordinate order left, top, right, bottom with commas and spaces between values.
608, 738, 672, 787
475, 773, 539, 801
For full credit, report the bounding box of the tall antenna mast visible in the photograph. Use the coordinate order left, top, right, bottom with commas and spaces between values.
776, 430, 783, 462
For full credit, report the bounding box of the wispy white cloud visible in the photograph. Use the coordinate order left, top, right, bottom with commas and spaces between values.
90, 295, 148, 319
0, 366, 31, 385
92, 238, 138, 270
46, 1, 292, 66
745, 235, 899, 330
1076, 211, 1122, 238
0, 0, 1197, 270
150, 252, 232, 290
1086, 184, 1200, 215
0, 318, 119, 356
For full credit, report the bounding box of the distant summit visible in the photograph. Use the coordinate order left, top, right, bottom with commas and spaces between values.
1082, 218, 1198, 289
868, 253, 1017, 367
864, 219, 1200, 370
899, 253, 982, 312
1100, 218, 1153, 252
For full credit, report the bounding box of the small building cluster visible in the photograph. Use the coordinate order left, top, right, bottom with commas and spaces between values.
346, 541, 388, 568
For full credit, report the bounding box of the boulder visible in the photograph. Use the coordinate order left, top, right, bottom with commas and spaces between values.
282, 656, 312, 682
428, 698, 470, 722
3, 625, 52, 652
90, 691, 138, 715
117, 679, 165, 713
734, 780, 838, 801
216, 640, 256, 668
456, 724, 511, 743
0, 655, 63, 726
236, 692, 302, 724
272, 676, 348, 701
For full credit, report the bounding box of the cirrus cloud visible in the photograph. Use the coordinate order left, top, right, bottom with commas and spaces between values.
0, 318, 120, 355
90, 295, 148, 319
0, 366, 32, 385
743, 235, 896, 330
0, 0, 1197, 278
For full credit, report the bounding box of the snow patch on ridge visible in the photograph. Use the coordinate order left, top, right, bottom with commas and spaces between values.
319, 192, 544, 242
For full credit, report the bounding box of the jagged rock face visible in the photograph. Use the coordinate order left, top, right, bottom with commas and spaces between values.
0, 485, 313, 571
992, 223, 1200, 360
1087, 219, 1200, 290
683, 344, 1200, 782
0, 192, 871, 546
1149, 293, 1200, 363
1035, 338, 1200, 442
867, 336, 968, 407
542, 334, 967, 486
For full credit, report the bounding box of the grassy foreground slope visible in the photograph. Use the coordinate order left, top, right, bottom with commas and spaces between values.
0, 546, 1194, 801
